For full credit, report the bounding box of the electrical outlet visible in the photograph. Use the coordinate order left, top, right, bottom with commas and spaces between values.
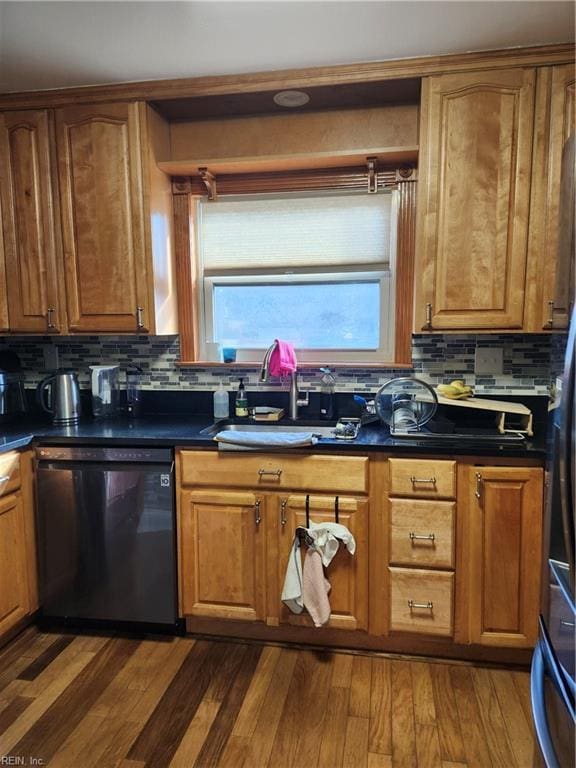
43, 345, 59, 371
475, 346, 503, 375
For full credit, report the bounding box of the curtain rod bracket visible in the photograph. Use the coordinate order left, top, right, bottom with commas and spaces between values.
367, 156, 378, 194
198, 167, 217, 200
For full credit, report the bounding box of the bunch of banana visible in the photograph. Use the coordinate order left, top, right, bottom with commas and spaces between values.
436, 380, 474, 399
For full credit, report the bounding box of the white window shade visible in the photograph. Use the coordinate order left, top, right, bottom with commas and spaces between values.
199, 191, 393, 272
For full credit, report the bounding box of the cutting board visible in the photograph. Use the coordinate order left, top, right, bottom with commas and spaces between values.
435, 394, 533, 435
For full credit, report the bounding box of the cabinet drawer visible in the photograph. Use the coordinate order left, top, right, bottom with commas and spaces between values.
0, 452, 20, 498
389, 458, 456, 498
180, 451, 369, 494
389, 567, 454, 636
389, 499, 455, 569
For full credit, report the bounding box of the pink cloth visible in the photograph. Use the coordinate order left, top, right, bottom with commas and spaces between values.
303, 548, 331, 627
268, 339, 297, 377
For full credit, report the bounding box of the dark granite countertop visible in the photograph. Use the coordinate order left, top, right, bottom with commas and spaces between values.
0, 415, 546, 459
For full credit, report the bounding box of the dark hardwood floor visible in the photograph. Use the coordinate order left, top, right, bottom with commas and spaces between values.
0, 628, 535, 767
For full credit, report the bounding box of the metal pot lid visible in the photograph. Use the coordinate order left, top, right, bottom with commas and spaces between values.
375, 377, 438, 431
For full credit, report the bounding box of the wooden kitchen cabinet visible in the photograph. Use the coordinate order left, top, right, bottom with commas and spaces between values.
527, 64, 576, 331
0, 109, 65, 333
276, 494, 368, 631
55, 102, 176, 333
179, 488, 267, 622
415, 68, 536, 331
0, 102, 176, 335
466, 465, 543, 647
0, 451, 37, 640
178, 450, 369, 632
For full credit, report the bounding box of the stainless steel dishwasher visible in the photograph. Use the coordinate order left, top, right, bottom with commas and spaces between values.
35, 445, 178, 631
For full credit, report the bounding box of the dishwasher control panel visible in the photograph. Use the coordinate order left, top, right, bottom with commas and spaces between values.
36, 445, 173, 463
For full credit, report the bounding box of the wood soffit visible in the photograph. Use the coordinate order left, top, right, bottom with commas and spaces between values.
0, 43, 573, 112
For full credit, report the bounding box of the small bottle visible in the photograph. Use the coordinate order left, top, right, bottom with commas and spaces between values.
235, 378, 248, 417
213, 383, 229, 420
319, 367, 336, 420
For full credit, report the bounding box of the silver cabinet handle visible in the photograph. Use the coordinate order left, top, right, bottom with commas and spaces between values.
408, 600, 434, 611
559, 619, 575, 633
258, 468, 282, 478
410, 475, 436, 486
475, 472, 483, 500
423, 302, 432, 330
47, 307, 56, 330
136, 306, 145, 329
254, 499, 261, 526
409, 532, 436, 542
280, 498, 287, 526
545, 300, 555, 328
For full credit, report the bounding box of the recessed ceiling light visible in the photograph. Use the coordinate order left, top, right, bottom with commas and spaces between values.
273, 90, 310, 108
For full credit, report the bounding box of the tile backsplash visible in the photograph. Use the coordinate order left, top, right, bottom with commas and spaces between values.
0, 333, 553, 395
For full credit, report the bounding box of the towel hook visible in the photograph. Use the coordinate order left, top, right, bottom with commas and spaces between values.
334, 496, 339, 524
305, 494, 310, 528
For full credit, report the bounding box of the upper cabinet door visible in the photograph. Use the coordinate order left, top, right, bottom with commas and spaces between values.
0, 110, 64, 333
415, 68, 536, 331
55, 102, 151, 332
541, 65, 575, 330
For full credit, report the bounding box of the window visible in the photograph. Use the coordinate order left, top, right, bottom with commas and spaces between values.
195, 189, 398, 363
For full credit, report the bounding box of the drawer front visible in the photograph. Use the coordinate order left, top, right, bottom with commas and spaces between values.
180, 451, 369, 494
389, 499, 455, 569
389, 567, 454, 636
389, 458, 456, 499
0, 452, 21, 498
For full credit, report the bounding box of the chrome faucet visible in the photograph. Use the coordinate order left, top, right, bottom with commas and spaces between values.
260, 342, 309, 420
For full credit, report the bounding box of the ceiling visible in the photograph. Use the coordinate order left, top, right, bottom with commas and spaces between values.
0, 1, 573, 95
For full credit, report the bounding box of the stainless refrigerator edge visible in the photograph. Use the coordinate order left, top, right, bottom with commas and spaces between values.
530, 136, 576, 767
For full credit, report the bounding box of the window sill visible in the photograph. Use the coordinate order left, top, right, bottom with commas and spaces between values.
176, 360, 413, 369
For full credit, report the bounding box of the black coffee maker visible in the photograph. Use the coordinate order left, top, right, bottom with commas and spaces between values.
0, 351, 27, 423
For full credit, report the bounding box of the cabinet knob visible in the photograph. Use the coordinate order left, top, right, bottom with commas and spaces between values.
258, 468, 282, 479
46, 307, 57, 330
545, 300, 555, 328
410, 475, 436, 486
136, 306, 145, 329
280, 498, 287, 526
423, 303, 433, 330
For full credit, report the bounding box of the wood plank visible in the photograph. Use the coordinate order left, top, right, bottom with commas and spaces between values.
368, 754, 393, 768
17, 636, 75, 681
318, 686, 350, 768
0, 696, 31, 734
217, 734, 250, 768
349, 655, 372, 718
391, 660, 417, 768
291, 650, 333, 767
415, 723, 443, 768
430, 664, 466, 764
168, 699, 221, 768
127, 640, 233, 766
471, 667, 516, 768
0, 649, 97, 755
411, 662, 437, 726
343, 716, 370, 768
331, 651, 354, 688
512, 670, 533, 726
449, 667, 492, 768
193, 644, 262, 767
490, 669, 534, 768
10, 637, 140, 764
231, 645, 280, 738
241, 648, 298, 768
369, 657, 392, 755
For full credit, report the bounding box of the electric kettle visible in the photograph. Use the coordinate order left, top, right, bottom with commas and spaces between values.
36, 371, 81, 425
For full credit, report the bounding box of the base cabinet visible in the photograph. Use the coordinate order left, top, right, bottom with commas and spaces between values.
466, 465, 543, 647
179, 489, 266, 622
0, 451, 37, 640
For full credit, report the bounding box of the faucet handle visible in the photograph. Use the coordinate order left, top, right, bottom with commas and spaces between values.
297, 390, 310, 407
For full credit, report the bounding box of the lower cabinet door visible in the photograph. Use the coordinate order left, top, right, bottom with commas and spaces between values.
180, 489, 266, 622
0, 492, 30, 637
277, 494, 368, 631
468, 466, 543, 647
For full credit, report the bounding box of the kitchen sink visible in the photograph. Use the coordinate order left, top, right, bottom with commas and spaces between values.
200, 422, 338, 438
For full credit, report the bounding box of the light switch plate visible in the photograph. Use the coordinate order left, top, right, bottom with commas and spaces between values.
475, 346, 503, 375
43, 345, 59, 371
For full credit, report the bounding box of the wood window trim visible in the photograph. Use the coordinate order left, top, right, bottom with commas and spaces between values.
173, 165, 416, 367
